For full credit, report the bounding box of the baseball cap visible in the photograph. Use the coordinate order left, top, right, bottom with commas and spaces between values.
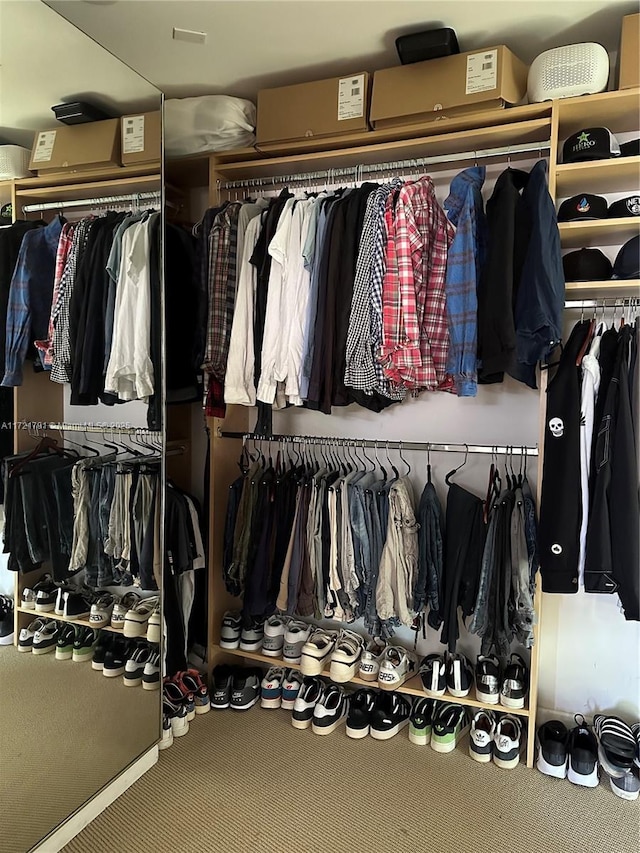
563, 248, 612, 282
557, 194, 608, 221
620, 138, 640, 158
607, 196, 640, 219
612, 236, 640, 280
562, 127, 621, 163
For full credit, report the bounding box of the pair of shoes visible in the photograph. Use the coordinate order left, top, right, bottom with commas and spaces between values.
476, 654, 529, 709
55, 624, 96, 661
18, 618, 65, 655
302, 629, 367, 682
210, 665, 263, 711
537, 716, 599, 787
163, 684, 190, 741
259, 667, 304, 709
346, 689, 411, 740
0, 595, 14, 645
221, 613, 313, 666
291, 680, 350, 735
123, 596, 161, 640
164, 670, 210, 713
470, 710, 524, 769
420, 652, 474, 699
219, 611, 267, 652
90, 633, 160, 685
21, 574, 57, 612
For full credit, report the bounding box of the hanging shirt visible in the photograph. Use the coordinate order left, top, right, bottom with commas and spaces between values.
35, 222, 74, 368
578, 323, 603, 585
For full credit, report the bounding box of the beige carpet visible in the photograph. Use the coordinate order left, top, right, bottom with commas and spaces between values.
0, 646, 159, 853
62, 704, 639, 853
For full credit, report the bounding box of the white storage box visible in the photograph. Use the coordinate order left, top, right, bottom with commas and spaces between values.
0, 145, 31, 179
164, 95, 256, 157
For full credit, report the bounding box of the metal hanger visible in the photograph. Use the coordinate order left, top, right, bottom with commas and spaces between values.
398, 441, 411, 476
386, 441, 400, 479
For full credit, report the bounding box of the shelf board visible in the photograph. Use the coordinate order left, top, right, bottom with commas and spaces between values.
16, 606, 124, 635
559, 217, 640, 248
565, 279, 640, 298
215, 645, 530, 717
555, 156, 640, 196
555, 87, 640, 136
13, 162, 161, 191
14, 173, 161, 205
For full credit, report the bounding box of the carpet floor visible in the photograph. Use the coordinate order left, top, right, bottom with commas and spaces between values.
63, 704, 639, 853
0, 645, 159, 853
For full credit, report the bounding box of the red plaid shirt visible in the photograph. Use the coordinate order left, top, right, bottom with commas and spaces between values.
35, 222, 74, 367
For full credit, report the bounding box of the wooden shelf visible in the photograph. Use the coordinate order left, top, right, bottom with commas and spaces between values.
13, 162, 161, 191
16, 606, 125, 635
14, 173, 160, 205
215, 645, 531, 718
559, 217, 640, 248
555, 87, 640, 136
565, 279, 640, 298
555, 156, 640, 196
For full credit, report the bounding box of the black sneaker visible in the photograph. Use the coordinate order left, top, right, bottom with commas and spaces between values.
445, 652, 473, 698
500, 653, 529, 709
593, 714, 637, 777
72, 627, 97, 662
21, 574, 55, 612
419, 653, 446, 697
32, 620, 60, 654
63, 592, 92, 619
92, 631, 113, 671
409, 697, 436, 746
311, 684, 349, 736
163, 698, 190, 738
345, 688, 377, 739
567, 715, 599, 787
475, 655, 500, 705
292, 677, 324, 730
210, 664, 235, 710
431, 703, 470, 753
18, 618, 47, 652
54, 582, 77, 616
55, 623, 77, 660
370, 692, 412, 740
536, 719, 569, 779
0, 595, 14, 645
123, 643, 155, 687
103, 637, 134, 677
230, 668, 261, 711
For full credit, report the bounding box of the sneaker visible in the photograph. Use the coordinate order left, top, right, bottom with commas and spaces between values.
54, 623, 76, 660
469, 710, 497, 763
123, 643, 155, 686
493, 714, 524, 770
163, 697, 190, 738
111, 592, 140, 630
536, 720, 569, 779
54, 583, 76, 616
239, 619, 264, 652
72, 627, 96, 662
566, 715, 599, 786
475, 655, 501, 705
500, 653, 528, 709
420, 653, 446, 697
103, 637, 134, 677
445, 652, 473, 698
632, 723, 640, 769
230, 668, 261, 710
123, 596, 159, 638
370, 692, 412, 740
32, 620, 60, 654
18, 618, 47, 652
311, 684, 349, 735
0, 596, 14, 645
378, 646, 416, 690
301, 628, 337, 676
89, 593, 116, 628
63, 592, 92, 619
262, 614, 288, 657
146, 601, 162, 644
210, 665, 235, 709
281, 669, 303, 710
260, 667, 286, 709
219, 610, 242, 650
91, 632, 113, 670
282, 621, 312, 665
177, 669, 210, 713
358, 638, 386, 682
292, 677, 324, 729
141, 650, 161, 690
409, 697, 436, 746
431, 703, 470, 753
329, 630, 365, 683
163, 679, 196, 722
159, 714, 174, 750
593, 714, 637, 777
608, 770, 640, 801
27, 574, 56, 612
346, 688, 377, 739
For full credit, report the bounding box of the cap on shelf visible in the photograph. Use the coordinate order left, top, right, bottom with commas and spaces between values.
620, 139, 640, 158
612, 236, 640, 280
558, 194, 608, 221
607, 196, 640, 218
562, 127, 621, 163
562, 248, 612, 281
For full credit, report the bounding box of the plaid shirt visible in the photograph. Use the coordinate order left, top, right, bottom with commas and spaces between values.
35, 222, 74, 367
382, 177, 454, 391
344, 192, 376, 391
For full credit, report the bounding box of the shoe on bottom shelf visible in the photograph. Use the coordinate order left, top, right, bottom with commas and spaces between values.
210, 665, 235, 710
311, 684, 349, 736
567, 715, 599, 787
608, 770, 640, 801
103, 637, 134, 677
163, 699, 190, 738
159, 714, 174, 751
431, 704, 470, 753
346, 688, 377, 739
176, 669, 210, 713
230, 668, 261, 711
91, 632, 113, 671
72, 627, 97, 662
493, 715, 524, 770
260, 667, 286, 709
469, 709, 497, 763
163, 679, 196, 722
409, 698, 436, 746
370, 692, 412, 741
55, 624, 77, 660
123, 643, 155, 686
0, 595, 14, 645
18, 618, 48, 653
593, 714, 637, 778
536, 719, 569, 779
141, 651, 161, 691
291, 678, 324, 730
281, 669, 303, 710
32, 620, 60, 655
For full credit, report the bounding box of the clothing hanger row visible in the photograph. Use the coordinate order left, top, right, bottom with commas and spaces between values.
20, 424, 166, 461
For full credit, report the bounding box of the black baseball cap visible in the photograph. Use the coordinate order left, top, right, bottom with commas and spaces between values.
612, 236, 640, 280
607, 196, 640, 219
562, 127, 621, 163
558, 194, 608, 221
563, 248, 612, 282
621, 139, 640, 158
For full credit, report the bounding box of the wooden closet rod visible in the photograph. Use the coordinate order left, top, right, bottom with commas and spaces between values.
218, 140, 551, 190
219, 431, 539, 457
22, 191, 162, 214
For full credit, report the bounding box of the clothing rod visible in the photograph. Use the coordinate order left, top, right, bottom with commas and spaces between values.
22, 191, 161, 214
46, 423, 161, 436
219, 431, 539, 457
219, 140, 551, 190
565, 298, 640, 309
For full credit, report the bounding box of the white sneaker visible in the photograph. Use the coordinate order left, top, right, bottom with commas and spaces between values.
89, 593, 116, 628
358, 638, 386, 682
493, 715, 523, 770
469, 710, 496, 763
292, 678, 324, 729
262, 614, 288, 657
219, 610, 242, 649
378, 646, 416, 690
111, 592, 140, 630
329, 630, 365, 683
260, 667, 286, 709
146, 601, 162, 644
300, 628, 337, 676
18, 618, 47, 652
123, 596, 159, 638
311, 685, 349, 736
282, 621, 312, 665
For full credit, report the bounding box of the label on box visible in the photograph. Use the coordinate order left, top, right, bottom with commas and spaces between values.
466, 50, 498, 94
122, 115, 146, 154
338, 74, 365, 120
32, 131, 57, 163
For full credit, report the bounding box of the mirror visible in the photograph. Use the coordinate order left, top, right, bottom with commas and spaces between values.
0, 2, 163, 850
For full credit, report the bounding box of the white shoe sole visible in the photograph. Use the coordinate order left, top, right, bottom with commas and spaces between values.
171, 720, 189, 737
329, 661, 357, 683
21, 602, 35, 610
110, 621, 125, 631
239, 640, 263, 652
422, 687, 446, 699
219, 637, 241, 650
312, 715, 347, 735
230, 696, 259, 711
469, 746, 493, 763
147, 625, 161, 644
378, 675, 408, 691
282, 656, 302, 666
124, 677, 143, 687
500, 695, 525, 709
262, 647, 284, 657
476, 688, 499, 704
291, 717, 313, 730
371, 718, 410, 740
211, 702, 230, 710
186, 709, 196, 722
609, 778, 640, 800
0, 633, 14, 645
536, 748, 568, 779
358, 670, 378, 682
32, 645, 55, 655
142, 681, 160, 691
55, 649, 73, 660
568, 762, 599, 787
123, 621, 148, 638
92, 661, 104, 671
281, 699, 297, 710
35, 603, 55, 613
195, 703, 210, 715
159, 732, 173, 750
18, 645, 33, 653
300, 654, 330, 676
260, 696, 282, 709
103, 666, 125, 677
494, 753, 521, 770
409, 729, 431, 746
447, 687, 471, 698
431, 723, 470, 753
346, 725, 369, 739
72, 652, 93, 662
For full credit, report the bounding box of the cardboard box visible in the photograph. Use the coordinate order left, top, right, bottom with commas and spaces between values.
29, 119, 120, 175
257, 73, 370, 145
619, 14, 640, 90
121, 111, 161, 165
370, 46, 528, 130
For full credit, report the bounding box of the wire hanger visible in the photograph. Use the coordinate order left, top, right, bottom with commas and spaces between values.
445, 444, 468, 486
386, 441, 400, 479
398, 441, 411, 476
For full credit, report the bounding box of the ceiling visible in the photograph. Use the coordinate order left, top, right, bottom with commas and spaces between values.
0, 0, 160, 147
46, 0, 637, 101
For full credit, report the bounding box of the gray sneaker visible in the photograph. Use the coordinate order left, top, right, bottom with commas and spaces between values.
282, 621, 312, 665
230, 668, 261, 710
608, 769, 640, 801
